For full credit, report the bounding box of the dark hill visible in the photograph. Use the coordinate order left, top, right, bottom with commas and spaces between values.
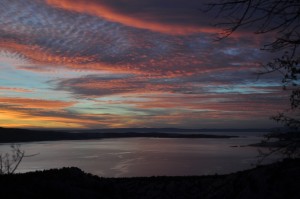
0, 127, 235, 143
0, 159, 299, 199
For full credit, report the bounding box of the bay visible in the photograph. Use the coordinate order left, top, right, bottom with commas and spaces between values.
0, 136, 278, 177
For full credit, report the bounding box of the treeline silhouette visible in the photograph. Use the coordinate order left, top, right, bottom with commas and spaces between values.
0, 158, 299, 199
0, 127, 236, 143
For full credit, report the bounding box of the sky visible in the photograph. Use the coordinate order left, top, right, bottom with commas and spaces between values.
0, 0, 289, 129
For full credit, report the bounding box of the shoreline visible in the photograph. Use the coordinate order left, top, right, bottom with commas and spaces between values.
0, 127, 237, 144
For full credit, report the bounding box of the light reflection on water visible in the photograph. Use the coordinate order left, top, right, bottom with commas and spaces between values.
0, 137, 277, 177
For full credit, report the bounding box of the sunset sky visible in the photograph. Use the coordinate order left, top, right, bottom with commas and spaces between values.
0, 0, 288, 129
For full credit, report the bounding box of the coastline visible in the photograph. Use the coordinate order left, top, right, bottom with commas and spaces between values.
0, 127, 237, 143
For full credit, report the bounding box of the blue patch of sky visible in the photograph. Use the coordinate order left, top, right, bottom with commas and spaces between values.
222, 47, 240, 56
0, 54, 95, 101
70, 101, 148, 116
206, 81, 281, 94
212, 86, 268, 94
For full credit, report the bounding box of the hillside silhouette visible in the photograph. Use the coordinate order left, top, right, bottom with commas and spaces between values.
0, 158, 299, 199
0, 127, 237, 143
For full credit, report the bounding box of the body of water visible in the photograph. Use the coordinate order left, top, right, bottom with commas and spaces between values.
0, 136, 277, 177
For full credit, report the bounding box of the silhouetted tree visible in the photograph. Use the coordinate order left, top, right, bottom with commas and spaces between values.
0, 144, 25, 174
208, 0, 300, 158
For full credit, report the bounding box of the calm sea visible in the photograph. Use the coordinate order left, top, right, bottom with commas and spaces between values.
0, 135, 279, 177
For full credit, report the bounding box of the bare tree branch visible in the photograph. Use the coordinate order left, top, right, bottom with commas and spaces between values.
0, 144, 38, 175
208, 0, 300, 160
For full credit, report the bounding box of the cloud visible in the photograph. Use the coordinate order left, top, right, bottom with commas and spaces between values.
0, 86, 33, 93
0, 96, 126, 128
52, 65, 283, 98
0, 0, 267, 76
0, 97, 76, 109
45, 0, 217, 35
53, 74, 192, 97
0, 0, 287, 128
0, 108, 97, 128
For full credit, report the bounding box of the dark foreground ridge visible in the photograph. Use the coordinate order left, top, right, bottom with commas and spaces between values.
0, 127, 236, 143
1, 159, 299, 199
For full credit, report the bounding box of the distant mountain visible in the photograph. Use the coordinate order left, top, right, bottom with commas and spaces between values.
0, 158, 299, 199
0, 127, 237, 143
71, 128, 271, 133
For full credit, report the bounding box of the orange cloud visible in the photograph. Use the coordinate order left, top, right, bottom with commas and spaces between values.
0, 97, 117, 128
0, 109, 80, 128
0, 87, 33, 93
0, 41, 168, 76
0, 41, 95, 66
0, 108, 104, 128
46, 0, 219, 35
0, 97, 76, 109
0, 41, 136, 74
2, 40, 226, 79
0, 104, 161, 129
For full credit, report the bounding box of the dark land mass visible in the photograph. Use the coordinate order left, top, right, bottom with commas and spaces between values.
1, 158, 299, 199
71, 128, 271, 133
0, 127, 237, 143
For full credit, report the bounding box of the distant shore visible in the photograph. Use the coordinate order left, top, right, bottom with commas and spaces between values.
0, 127, 237, 143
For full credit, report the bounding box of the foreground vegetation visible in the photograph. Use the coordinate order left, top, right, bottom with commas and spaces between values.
0, 158, 299, 199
